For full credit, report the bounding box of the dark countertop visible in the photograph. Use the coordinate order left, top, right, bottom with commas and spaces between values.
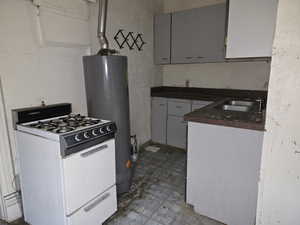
151, 86, 268, 101
151, 86, 267, 131
184, 99, 266, 131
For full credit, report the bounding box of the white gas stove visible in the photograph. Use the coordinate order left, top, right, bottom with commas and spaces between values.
14, 104, 117, 225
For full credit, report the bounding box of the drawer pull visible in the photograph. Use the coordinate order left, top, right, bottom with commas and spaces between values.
159, 104, 165, 106
161, 57, 168, 60
197, 56, 204, 59
81, 145, 108, 158
176, 106, 182, 109
186, 57, 194, 59
84, 193, 110, 212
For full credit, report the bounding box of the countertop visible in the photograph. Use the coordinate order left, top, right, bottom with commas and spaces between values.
151, 86, 267, 131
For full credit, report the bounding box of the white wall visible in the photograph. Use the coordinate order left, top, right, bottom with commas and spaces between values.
0, 0, 163, 221
162, 0, 271, 90
0, 0, 93, 221
0, 0, 89, 197
256, 0, 300, 224
89, 0, 163, 144
0, 0, 164, 190
163, 62, 270, 90
164, 0, 225, 12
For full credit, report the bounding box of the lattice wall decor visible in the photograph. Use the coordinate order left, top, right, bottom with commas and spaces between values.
114, 29, 146, 51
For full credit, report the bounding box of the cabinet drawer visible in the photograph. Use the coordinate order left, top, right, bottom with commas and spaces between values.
168, 101, 191, 116
152, 97, 167, 106
67, 186, 117, 225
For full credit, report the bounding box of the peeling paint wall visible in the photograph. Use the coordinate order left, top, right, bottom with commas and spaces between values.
0, 0, 93, 220
89, 0, 164, 145
0, 0, 89, 192
163, 62, 271, 90
163, 0, 225, 12
162, 0, 271, 90
256, 0, 300, 224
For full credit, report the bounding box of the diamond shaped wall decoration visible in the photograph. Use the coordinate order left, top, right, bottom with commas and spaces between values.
114, 29, 146, 51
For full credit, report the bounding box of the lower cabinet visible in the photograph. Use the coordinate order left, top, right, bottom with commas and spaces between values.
167, 116, 188, 149
151, 98, 167, 144
187, 122, 264, 225
151, 97, 213, 149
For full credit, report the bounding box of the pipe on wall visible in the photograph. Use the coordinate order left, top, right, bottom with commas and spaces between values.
97, 0, 109, 50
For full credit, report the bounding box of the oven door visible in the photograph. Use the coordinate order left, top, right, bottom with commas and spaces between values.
62, 139, 116, 215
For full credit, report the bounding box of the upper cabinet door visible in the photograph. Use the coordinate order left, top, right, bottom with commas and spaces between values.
171, 3, 227, 64
154, 14, 171, 65
226, 0, 278, 58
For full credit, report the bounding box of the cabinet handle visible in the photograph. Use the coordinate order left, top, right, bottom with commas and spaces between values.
161, 57, 168, 60
176, 106, 182, 109
186, 57, 194, 59
84, 193, 110, 212
81, 145, 108, 158
197, 56, 204, 59
159, 104, 165, 106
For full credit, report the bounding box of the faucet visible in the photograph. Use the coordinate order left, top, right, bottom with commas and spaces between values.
185, 80, 190, 88
256, 99, 263, 113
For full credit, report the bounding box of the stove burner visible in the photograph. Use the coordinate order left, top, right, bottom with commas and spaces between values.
54, 127, 75, 134
28, 114, 102, 134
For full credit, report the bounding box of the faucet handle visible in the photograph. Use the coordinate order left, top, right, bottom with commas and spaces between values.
256, 98, 263, 113
185, 80, 190, 88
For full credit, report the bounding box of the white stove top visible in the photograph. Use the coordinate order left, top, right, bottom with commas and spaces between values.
17, 114, 111, 141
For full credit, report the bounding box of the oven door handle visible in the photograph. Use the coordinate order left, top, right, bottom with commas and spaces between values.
84, 193, 110, 212
80, 144, 108, 158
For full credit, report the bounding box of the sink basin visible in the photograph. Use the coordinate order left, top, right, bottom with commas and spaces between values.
222, 105, 251, 112
228, 100, 254, 107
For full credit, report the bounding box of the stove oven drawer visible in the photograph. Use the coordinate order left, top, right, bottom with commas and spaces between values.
63, 139, 116, 215
67, 185, 117, 225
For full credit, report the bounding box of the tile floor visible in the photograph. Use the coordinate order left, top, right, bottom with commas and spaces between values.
1, 145, 223, 225
103, 145, 223, 225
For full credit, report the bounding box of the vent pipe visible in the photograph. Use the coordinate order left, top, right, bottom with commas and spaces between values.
98, 0, 109, 50
97, 0, 117, 55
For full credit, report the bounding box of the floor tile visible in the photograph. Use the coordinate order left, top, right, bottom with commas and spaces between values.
107, 210, 148, 225
144, 219, 164, 225
129, 193, 163, 217
151, 201, 181, 225
200, 216, 225, 225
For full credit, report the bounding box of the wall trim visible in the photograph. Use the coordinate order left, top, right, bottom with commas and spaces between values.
0, 76, 17, 220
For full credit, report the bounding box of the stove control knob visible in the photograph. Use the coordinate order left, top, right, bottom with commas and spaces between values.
83, 132, 90, 139
92, 130, 97, 136
100, 127, 105, 134
106, 125, 111, 132
74, 134, 81, 142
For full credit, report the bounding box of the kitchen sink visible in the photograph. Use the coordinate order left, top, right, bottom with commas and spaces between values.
228, 100, 254, 107
222, 105, 251, 112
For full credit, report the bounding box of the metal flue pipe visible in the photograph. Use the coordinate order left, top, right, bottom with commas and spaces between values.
97, 0, 109, 50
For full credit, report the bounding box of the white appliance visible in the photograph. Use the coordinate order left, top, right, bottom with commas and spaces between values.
13, 103, 117, 225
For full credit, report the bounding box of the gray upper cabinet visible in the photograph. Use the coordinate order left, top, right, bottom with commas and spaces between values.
154, 13, 171, 65
171, 3, 227, 64
226, 0, 278, 58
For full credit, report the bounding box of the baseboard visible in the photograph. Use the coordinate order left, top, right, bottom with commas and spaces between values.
3, 192, 22, 222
